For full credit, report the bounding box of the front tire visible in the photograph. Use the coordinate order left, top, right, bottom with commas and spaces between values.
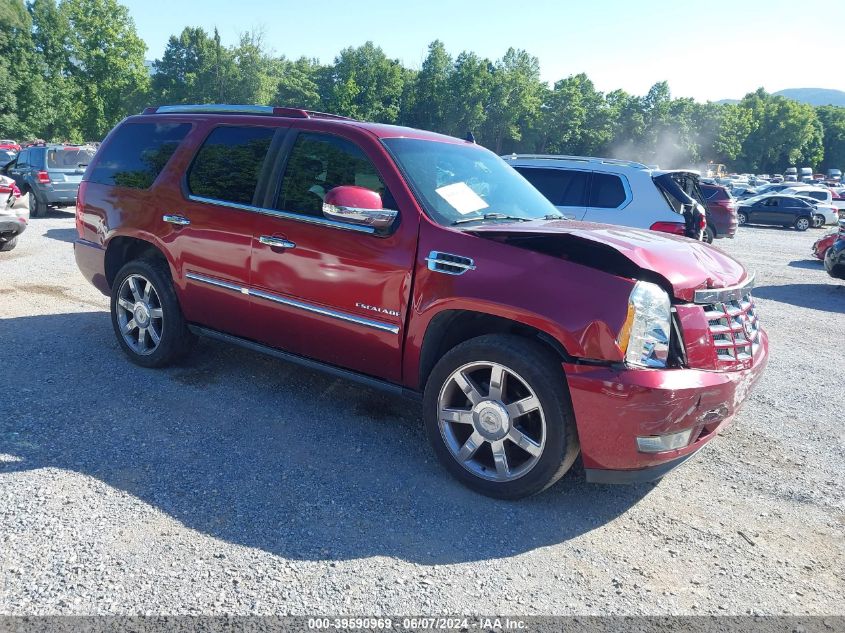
795, 216, 810, 231
110, 259, 195, 368
737, 211, 748, 226
703, 225, 715, 243
423, 334, 579, 499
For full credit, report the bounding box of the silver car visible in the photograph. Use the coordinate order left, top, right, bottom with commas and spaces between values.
503, 154, 706, 238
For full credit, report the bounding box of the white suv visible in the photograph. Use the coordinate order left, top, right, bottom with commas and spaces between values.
503, 154, 706, 238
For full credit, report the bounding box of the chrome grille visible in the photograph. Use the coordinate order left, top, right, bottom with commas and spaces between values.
703, 292, 760, 366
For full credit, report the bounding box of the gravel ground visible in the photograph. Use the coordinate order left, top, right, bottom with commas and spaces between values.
1, 210, 843, 616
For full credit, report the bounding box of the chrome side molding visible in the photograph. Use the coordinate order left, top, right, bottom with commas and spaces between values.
184, 271, 399, 334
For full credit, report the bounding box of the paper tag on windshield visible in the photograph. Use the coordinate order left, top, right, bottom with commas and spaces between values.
435, 182, 489, 215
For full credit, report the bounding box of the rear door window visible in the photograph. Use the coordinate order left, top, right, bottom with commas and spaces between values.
188, 126, 276, 205
588, 172, 627, 208
515, 167, 589, 207
88, 122, 191, 189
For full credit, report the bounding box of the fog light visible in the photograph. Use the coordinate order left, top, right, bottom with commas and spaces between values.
636, 428, 695, 453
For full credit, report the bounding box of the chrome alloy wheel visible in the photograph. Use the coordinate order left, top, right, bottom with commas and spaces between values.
116, 274, 164, 355
437, 361, 546, 482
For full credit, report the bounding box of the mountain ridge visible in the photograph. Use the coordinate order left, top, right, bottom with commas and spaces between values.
715, 88, 845, 106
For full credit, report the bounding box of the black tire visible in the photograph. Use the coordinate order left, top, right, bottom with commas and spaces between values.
794, 216, 810, 232
423, 334, 579, 499
703, 225, 715, 243
812, 215, 823, 229
737, 211, 748, 226
110, 258, 195, 368
0, 236, 18, 252
27, 191, 45, 218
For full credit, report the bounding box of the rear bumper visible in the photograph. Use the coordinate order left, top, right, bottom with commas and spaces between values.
74, 238, 110, 296
35, 183, 79, 205
0, 214, 26, 238
564, 329, 768, 477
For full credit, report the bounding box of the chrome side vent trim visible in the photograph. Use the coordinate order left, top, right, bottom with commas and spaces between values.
425, 251, 476, 276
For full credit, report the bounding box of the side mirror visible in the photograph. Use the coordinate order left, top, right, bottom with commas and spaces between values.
323, 185, 398, 230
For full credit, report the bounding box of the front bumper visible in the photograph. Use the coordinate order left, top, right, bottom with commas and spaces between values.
564, 329, 769, 479
74, 238, 110, 295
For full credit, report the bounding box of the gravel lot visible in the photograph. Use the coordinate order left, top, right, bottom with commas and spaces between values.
1, 210, 843, 616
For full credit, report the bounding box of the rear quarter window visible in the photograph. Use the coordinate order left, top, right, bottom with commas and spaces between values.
88, 122, 191, 189
187, 126, 276, 206
588, 172, 626, 208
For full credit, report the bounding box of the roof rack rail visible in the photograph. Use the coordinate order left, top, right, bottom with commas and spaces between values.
503, 153, 649, 170
142, 104, 356, 121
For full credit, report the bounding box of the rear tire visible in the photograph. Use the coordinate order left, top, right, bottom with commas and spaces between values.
110, 258, 195, 368
812, 215, 823, 228
703, 225, 715, 243
423, 334, 579, 499
28, 191, 45, 218
0, 236, 18, 252
795, 216, 810, 231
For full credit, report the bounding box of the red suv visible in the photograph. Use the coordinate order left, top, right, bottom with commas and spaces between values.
699, 183, 739, 242
74, 105, 769, 498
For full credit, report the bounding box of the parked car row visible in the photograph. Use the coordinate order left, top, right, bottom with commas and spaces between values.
1, 142, 96, 218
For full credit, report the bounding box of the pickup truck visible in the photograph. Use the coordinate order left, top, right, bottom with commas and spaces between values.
74, 105, 769, 498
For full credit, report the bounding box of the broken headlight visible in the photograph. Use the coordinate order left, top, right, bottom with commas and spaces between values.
618, 281, 671, 368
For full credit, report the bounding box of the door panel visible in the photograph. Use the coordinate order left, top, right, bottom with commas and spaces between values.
249, 130, 417, 382
164, 123, 279, 338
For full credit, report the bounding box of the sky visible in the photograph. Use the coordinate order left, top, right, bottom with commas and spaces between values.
122, 0, 844, 102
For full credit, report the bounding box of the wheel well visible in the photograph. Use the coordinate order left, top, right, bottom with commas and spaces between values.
418, 310, 571, 390
104, 237, 168, 288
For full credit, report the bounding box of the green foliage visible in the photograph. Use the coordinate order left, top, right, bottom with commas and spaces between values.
2, 13, 845, 173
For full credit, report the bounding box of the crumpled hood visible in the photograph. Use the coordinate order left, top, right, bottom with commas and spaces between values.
466, 220, 749, 302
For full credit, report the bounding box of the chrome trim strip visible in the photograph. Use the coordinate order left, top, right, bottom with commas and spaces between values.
693, 273, 756, 304
249, 289, 399, 334
185, 271, 243, 293
186, 195, 377, 234
185, 271, 399, 334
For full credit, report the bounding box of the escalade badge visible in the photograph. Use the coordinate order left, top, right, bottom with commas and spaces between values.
356, 303, 400, 318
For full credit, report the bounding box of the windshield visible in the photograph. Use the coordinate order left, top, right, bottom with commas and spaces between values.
46, 146, 96, 171
382, 138, 559, 226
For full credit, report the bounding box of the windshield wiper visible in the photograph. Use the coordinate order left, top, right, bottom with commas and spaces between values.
451, 213, 532, 226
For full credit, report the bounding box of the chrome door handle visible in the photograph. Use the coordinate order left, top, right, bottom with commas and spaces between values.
163, 214, 191, 226
258, 236, 296, 249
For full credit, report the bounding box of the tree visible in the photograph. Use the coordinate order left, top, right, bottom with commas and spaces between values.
482, 48, 543, 153
152, 26, 232, 104
61, 0, 150, 140
444, 51, 492, 139
326, 42, 406, 122
737, 89, 823, 172
406, 40, 451, 132
274, 57, 323, 109
817, 106, 845, 173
